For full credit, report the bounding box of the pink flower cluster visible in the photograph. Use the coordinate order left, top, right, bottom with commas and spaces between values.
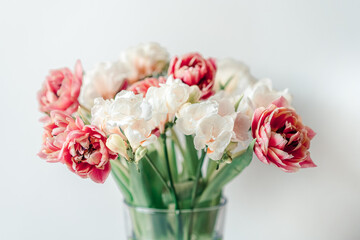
39, 111, 117, 183
37, 61, 119, 183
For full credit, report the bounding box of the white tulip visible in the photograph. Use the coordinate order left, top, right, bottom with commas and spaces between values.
215, 58, 256, 95
108, 91, 152, 128
232, 112, 251, 142
238, 78, 292, 117
120, 42, 169, 83
194, 114, 234, 160
145, 76, 194, 132
91, 91, 157, 150
145, 86, 168, 132
124, 119, 157, 150
91, 98, 114, 133
163, 76, 191, 114
79, 61, 130, 109
208, 91, 236, 117
176, 101, 218, 135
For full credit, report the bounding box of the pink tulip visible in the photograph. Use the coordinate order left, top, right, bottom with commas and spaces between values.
38, 111, 77, 163
38, 61, 83, 115
58, 117, 117, 183
128, 76, 166, 96
39, 111, 117, 183
251, 97, 316, 172
168, 53, 216, 99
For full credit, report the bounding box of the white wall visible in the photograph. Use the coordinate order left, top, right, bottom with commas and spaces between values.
1, 0, 359, 239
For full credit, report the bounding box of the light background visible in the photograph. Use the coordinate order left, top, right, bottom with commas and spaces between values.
1, 0, 359, 239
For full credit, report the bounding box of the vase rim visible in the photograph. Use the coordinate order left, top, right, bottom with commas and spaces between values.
123, 197, 227, 214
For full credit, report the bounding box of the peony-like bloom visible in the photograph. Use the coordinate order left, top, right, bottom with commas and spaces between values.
251, 97, 316, 172
124, 119, 157, 149
176, 101, 219, 135
127, 77, 165, 96
79, 61, 129, 109
146, 76, 196, 132
176, 91, 251, 157
121, 42, 169, 83
38, 61, 83, 115
168, 52, 217, 99
59, 116, 117, 183
90, 98, 114, 134
214, 58, 256, 95
109, 91, 152, 127
91, 91, 156, 150
238, 78, 292, 118
38, 111, 78, 162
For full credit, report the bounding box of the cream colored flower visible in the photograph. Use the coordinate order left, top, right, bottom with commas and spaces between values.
121, 42, 169, 83
106, 134, 128, 160
79, 61, 130, 109
194, 114, 234, 160
108, 91, 152, 127
145, 76, 194, 132
215, 58, 256, 95
91, 91, 156, 150
238, 78, 292, 118
91, 98, 114, 133
176, 101, 218, 135
208, 91, 236, 117
124, 119, 157, 149
135, 146, 148, 163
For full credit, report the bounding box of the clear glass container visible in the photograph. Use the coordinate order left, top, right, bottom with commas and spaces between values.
124, 198, 227, 240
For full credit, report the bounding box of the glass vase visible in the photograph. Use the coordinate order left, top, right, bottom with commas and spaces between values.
123, 198, 227, 240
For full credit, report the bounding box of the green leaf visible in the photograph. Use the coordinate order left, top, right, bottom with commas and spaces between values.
128, 151, 167, 208
110, 162, 133, 203
198, 139, 255, 203
234, 94, 244, 112
182, 135, 199, 179
219, 75, 234, 90
205, 159, 218, 180
162, 180, 205, 209
169, 139, 179, 182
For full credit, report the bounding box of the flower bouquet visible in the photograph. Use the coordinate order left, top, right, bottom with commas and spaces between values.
37, 43, 316, 240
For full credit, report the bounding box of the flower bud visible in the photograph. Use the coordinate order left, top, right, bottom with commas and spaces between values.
106, 134, 128, 160
221, 154, 233, 164
135, 146, 148, 163
188, 85, 201, 103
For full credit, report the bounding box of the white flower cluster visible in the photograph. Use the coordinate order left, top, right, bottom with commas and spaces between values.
91, 76, 198, 151
176, 92, 251, 160
80, 42, 169, 109
214, 58, 292, 118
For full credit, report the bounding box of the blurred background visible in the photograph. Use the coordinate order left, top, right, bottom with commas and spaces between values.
0, 0, 359, 239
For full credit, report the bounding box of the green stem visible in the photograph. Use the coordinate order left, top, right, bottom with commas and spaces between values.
161, 133, 183, 240
170, 139, 179, 182
187, 148, 207, 240
112, 158, 129, 180
170, 128, 186, 159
